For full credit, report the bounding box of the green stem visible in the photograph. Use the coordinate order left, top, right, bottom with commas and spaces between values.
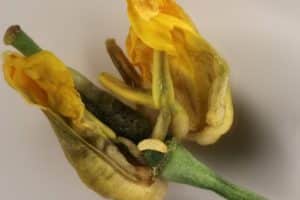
156, 141, 266, 200
4, 25, 41, 56
151, 51, 172, 140
151, 51, 189, 139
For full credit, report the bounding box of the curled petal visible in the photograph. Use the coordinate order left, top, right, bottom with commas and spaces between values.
126, 0, 198, 54
126, 28, 153, 85
125, 0, 234, 144
3, 51, 84, 121
188, 89, 234, 145
99, 72, 156, 109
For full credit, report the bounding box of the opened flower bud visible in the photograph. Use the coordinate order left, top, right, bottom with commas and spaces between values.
2, 34, 167, 200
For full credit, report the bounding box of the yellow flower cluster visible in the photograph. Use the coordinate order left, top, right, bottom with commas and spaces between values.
102, 0, 234, 145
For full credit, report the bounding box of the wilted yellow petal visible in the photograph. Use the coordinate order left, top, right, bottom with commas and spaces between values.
99, 72, 155, 109
126, 0, 198, 54
128, 0, 161, 20
3, 51, 84, 121
188, 89, 234, 145
125, 0, 234, 145
126, 28, 153, 85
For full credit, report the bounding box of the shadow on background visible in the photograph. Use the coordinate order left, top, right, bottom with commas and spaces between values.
167, 93, 286, 200
185, 93, 276, 164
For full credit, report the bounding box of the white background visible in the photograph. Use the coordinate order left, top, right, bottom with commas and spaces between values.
0, 0, 299, 199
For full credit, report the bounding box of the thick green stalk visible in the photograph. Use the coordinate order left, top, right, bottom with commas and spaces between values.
156, 141, 266, 200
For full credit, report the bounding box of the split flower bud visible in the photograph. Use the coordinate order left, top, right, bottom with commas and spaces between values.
2, 50, 167, 200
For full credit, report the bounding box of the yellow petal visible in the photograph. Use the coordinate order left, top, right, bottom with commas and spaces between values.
99, 72, 155, 109
126, 28, 153, 85
3, 51, 84, 121
127, 0, 199, 54
188, 89, 234, 145
128, 0, 161, 20
125, 0, 234, 144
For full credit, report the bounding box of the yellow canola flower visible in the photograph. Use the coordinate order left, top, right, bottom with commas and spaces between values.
125, 0, 234, 145
3, 51, 84, 121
